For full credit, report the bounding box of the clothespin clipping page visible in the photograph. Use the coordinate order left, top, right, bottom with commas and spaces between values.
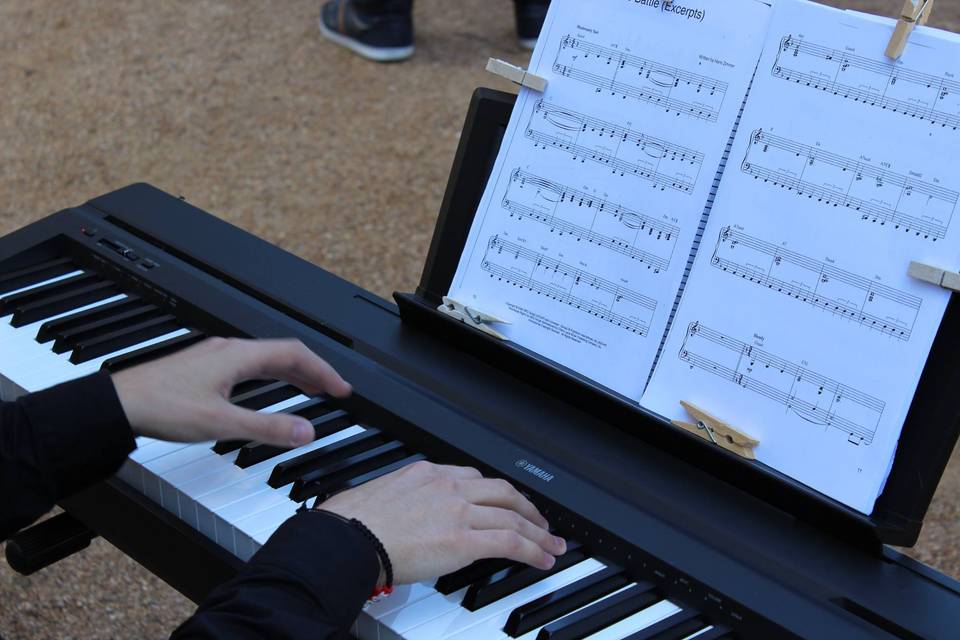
908, 261, 960, 292
486, 58, 548, 92
672, 401, 759, 460
438, 296, 511, 340
886, 0, 935, 60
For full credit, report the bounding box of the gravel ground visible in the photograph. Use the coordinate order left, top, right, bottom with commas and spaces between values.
1, 1, 958, 637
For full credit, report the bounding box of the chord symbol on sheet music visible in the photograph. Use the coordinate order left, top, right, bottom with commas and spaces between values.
679, 322, 884, 445
554, 35, 729, 122
527, 100, 704, 194
712, 227, 922, 340
742, 129, 957, 241
503, 169, 679, 274
481, 235, 656, 336
772, 35, 960, 131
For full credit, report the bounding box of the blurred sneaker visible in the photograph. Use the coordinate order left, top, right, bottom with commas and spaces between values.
319, 0, 415, 62
514, 0, 550, 50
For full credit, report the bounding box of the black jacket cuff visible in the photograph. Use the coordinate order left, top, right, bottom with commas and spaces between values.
19, 370, 136, 500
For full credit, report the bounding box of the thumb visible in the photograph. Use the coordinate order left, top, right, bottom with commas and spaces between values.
220, 403, 315, 448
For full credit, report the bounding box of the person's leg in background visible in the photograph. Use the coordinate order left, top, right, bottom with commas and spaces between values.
319, 0, 551, 62
319, 0, 416, 62
515, 0, 551, 51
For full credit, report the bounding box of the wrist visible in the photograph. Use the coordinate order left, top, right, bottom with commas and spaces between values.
308, 506, 393, 595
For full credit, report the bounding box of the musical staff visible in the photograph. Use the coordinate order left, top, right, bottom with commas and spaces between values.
772, 35, 960, 131
482, 235, 656, 336
742, 129, 957, 241
679, 322, 884, 445
712, 228, 921, 340
503, 169, 679, 273
528, 100, 703, 194
554, 35, 728, 122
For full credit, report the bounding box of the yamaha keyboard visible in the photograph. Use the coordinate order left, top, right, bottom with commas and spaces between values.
3, 89, 960, 639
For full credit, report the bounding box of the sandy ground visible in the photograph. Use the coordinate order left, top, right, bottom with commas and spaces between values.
0, 1, 958, 637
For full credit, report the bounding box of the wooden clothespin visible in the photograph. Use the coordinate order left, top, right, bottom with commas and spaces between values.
908, 261, 960, 292
886, 0, 935, 60
672, 401, 759, 460
486, 58, 548, 93
438, 296, 510, 340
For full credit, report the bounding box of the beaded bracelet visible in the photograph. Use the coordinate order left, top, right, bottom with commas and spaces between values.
302, 505, 394, 599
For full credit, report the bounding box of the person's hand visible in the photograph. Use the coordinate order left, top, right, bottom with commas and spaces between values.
317, 461, 567, 585
111, 337, 351, 446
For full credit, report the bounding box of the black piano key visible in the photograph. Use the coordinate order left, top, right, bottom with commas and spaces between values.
289, 397, 340, 422
229, 378, 272, 398
235, 407, 351, 470
317, 453, 426, 500
505, 565, 629, 637
212, 439, 248, 455
268, 425, 383, 488
435, 558, 518, 596
537, 582, 659, 640
11, 281, 117, 327
101, 330, 207, 372
231, 381, 300, 410
69, 315, 181, 364
620, 608, 701, 640
0, 257, 75, 293
463, 543, 587, 611
52, 304, 161, 353
676, 627, 730, 640
0, 272, 98, 316
37, 296, 142, 343
288, 441, 407, 502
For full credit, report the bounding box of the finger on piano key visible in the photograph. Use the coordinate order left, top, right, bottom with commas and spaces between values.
536, 582, 663, 639
234, 400, 346, 469
392, 559, 606, 640
0, 258, 79, 295
101, 329, 207, 372
504, 565, 629, 637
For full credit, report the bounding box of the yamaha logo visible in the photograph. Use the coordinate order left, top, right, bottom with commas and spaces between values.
514, 459, 555, 483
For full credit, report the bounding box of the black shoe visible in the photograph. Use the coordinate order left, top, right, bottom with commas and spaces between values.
319, 0, 415, 62
514, 0, 550, 50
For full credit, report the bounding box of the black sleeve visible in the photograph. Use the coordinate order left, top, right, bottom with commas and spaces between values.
0, 371, 137, 541
172, 510, 380, 639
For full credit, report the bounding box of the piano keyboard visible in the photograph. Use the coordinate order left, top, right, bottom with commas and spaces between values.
1, 257, 734, 639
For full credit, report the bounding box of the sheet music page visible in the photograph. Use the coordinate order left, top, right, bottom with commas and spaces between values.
449, 0, 771, 402
642, 0, 960, 513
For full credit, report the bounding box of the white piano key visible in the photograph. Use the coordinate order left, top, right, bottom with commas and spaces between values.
214, 483, 295, 547
581, 600, 682, 639
0, 294, 126, 346
448, 582, 636, 640
0, 269, 85, 298
232, 499, 302, 557
139, 442, 216, 504
356, 582, 440, 639
191, 425, 365, 539
385, 559, 605, 640
122, 439, 198, 492
17, 329, 190, 392
681, 626, 716, 640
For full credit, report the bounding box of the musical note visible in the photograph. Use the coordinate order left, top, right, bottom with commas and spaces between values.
679, 322, 884, 444
482, 235, 656, 336
503, 169, 679, 273
742, 129, 957, 241
529, 100, 704, 194
711, 227, 922, 340
554, 35, 728, 122
771, 35, 960, 131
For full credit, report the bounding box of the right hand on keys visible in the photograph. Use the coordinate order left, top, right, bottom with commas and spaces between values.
318, 460, 567, 585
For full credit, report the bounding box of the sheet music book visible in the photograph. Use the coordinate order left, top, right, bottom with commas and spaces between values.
449, 0, 960, 514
